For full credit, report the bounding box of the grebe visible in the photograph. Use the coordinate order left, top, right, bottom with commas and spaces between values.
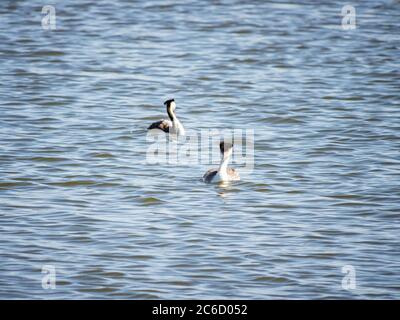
203, 141, 240, 183
147, 99, 185, 135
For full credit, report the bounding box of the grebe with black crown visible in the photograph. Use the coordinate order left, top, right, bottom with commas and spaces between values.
148, 99, 185, 135
203, 141, 240, 183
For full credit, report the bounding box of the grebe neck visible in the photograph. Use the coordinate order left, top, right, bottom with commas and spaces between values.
167, 107, 175, 121
219, 154, 230, 178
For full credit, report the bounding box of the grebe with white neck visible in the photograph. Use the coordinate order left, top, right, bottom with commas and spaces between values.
203, 141, 240, 183
147, 99, 185, 135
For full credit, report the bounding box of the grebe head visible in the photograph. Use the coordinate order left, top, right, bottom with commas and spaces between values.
164, 98, 176, 112
220, 141, 233, 159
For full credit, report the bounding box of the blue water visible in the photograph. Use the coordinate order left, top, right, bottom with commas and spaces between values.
0, 0, 399, 299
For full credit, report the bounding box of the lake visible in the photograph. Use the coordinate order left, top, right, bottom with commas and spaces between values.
0, 0, 399, 299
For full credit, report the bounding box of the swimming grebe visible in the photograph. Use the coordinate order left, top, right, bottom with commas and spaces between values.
147, 99, 185, 135
203, 141, 240, 183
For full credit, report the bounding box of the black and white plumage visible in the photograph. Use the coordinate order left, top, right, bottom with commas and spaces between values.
147, 99, 185, 135
203, 141, 240, 183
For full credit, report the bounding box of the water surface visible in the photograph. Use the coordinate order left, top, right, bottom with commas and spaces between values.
0, 0, 399, 299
